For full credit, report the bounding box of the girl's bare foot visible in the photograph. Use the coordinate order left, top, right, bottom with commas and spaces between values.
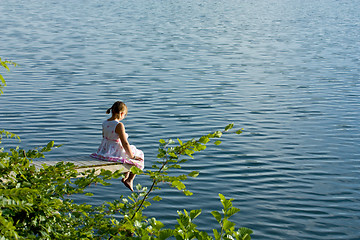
122, 172, 135, 192
122, 172, 130, 184
123, 179, 134, 192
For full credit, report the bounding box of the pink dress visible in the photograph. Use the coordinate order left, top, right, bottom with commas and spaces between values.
90, 120, 144, 170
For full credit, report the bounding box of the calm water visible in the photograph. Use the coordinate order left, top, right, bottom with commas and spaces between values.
1, 0, 359, 239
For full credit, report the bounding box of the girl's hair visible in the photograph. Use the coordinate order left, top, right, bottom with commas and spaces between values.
106, 101, 128, 115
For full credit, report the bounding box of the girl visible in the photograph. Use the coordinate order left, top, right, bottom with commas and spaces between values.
90, 101, 144, 191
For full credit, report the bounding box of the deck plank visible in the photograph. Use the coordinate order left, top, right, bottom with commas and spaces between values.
31, 155, 132, 175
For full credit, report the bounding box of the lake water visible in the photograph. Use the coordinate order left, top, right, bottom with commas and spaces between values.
1, 0, 359, 239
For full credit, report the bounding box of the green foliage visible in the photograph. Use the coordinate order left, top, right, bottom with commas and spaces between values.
0, 124, 250, 239
0, 130, 21, 144
0, 62, 252, 239
211, 194, 253, 240
0, 57, 17, 96
0, 58, 20, 145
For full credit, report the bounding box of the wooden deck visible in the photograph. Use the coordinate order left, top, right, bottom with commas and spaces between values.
32, 155, 132, 175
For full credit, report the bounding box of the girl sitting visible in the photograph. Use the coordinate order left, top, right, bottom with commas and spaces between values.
91, 101, 144, 191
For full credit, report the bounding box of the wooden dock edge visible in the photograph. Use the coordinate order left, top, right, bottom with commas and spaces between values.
75, 162, 132, 175
31, 155, 133, 177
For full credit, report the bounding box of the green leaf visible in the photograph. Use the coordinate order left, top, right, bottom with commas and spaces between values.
242, 234, 251, 240
143, 201, 152, 208
225, 207, 240, 218
85, 192, 94, 196
214, 140, 222, 145
190, 209, 202, 220
177, 138, 183, 146
219, 193, 226, 203
130, 166, 143, 175
157, 153, 165, 158
199, 136, 210, 144
0, 130, 20, 142
159, 229, 174, 239
152, 196, 162, 201
157, 148, 166, 158
222, 219, 235, 230
151, 219, 165, 230
170, 164, 181, 169
214, 131, 222, 138
184, 149, 194, 158
188, 171, 199, 178
0, 74, 6, 85
1, 62, 10, 71
222, 199, 232, 211
159, 139, 166, 144
196, 144, 206, 151
46, 141, 54, 148
236, 129, 243, 134
136, 184, 143, 191
219, 194, 234, 211
239, 227, 253, 237
169, 152, 178, 158
211, 211, 222, 223
172, 180, 186, 190
183, 190, 193, 196
213, 229, 221, 240
225, 123, 234, 131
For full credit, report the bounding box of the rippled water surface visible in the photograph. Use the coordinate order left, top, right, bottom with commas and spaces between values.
1, 0, 360, 239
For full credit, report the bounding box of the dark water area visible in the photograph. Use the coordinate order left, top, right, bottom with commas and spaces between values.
1, 0, 359, 239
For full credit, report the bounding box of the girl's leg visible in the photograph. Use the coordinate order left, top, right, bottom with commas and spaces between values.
122, 171, 130, 182
123, 172, 136, 192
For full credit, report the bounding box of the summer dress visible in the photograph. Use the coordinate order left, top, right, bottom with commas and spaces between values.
90, 120, 144, 170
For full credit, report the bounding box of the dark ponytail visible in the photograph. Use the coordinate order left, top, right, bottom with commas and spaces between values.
106, 101, 128, 115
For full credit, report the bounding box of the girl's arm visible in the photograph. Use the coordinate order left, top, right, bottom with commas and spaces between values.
116, 122, 135, 159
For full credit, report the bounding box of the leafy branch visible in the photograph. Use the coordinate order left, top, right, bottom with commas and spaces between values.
212, 194, 253, 240
0, 57, 17, 95
0, 57, 19, 144
1, 124, 252, 239
129, 123, 243, 220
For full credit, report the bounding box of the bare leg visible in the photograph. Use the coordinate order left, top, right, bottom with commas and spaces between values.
122, 171, 130, 183
123, 172, 136, 192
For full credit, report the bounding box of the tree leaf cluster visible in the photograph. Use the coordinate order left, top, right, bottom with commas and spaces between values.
0, 57, 17, 95
0, 124, 250, 239
211, 194, 253, 240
